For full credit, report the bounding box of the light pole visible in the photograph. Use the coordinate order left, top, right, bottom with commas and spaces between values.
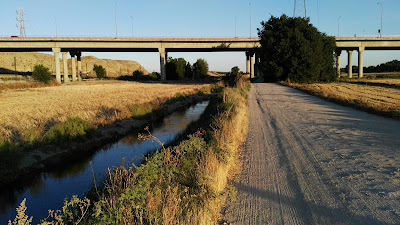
130, 16, 133, 36
235, 16, 237, 38
115, 2, 118, 37
249, 0, 252, 38
377, 2, 383, 37
338, 16, 341, 37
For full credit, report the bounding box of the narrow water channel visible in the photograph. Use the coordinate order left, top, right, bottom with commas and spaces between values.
0, 101, 209, 224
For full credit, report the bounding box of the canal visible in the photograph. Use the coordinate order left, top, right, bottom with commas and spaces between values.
0, 101, 209, 224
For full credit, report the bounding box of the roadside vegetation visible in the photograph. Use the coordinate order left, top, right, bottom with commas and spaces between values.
9, 75, 250, 224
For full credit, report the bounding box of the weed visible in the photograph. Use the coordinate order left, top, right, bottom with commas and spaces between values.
44, 117, 94, 143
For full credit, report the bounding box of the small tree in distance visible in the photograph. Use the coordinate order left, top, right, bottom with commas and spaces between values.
32, 64, 52, 83
93, 64, 106, 79
193, 58, 209, 78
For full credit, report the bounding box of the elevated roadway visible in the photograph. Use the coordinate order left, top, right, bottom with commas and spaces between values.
1, 36, 400, 82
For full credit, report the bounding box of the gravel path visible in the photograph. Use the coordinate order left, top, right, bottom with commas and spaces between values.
222, 83, 400, 225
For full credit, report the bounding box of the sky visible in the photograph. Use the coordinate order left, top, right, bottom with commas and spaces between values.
1, 0, 399, 72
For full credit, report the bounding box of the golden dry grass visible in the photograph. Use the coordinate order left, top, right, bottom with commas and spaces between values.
0, 80, 209, 142
285, 82, 400, 119
352, 78, 400, 87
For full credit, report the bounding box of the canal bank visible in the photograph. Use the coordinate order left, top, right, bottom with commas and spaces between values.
0, 94, 211, 188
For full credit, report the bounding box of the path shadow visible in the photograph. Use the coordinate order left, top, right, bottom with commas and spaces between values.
232, 181, 388, 225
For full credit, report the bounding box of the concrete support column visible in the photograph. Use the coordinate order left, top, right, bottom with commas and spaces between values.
62, 52, 69, 83
255, 53, 260, 77
336, 50, 342, 78
159, 48, 166, 81
358, 47, 364, 78
347, 50, 353, 79
77, 52, 82, 81
250, 53, 255, 78
246, 52, 250, 75
71, 55, 77, 81
52, 48, 61, 83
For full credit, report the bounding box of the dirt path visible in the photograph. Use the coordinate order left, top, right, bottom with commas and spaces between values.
222, 83, 400, 225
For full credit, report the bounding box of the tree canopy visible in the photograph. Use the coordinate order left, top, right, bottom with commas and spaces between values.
258, 15, 337, 83
193, 58, 209, 78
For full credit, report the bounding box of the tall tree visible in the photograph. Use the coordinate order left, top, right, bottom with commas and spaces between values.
258, 15, 336, 83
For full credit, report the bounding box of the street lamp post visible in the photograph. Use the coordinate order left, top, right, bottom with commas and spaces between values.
235, 16, 237, 38
130, 16, 133, 36
338, 16, 341, 37
378, 2, 383, 37
249, 1, 252, 38
115, 2, 118, 37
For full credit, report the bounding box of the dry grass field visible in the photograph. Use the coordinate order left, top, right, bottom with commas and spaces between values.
350, 78, 400, 87
0, 80, 209, 143
284, 81, 400, 119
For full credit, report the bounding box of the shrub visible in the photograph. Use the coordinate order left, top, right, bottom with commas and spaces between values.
93, 64, 106, 79
32, 64, 53, 83
133, 70, 144, 77
258, 15, 337, 83
44, 117, 94, 143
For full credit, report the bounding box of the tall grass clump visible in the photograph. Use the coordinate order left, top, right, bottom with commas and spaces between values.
44, 117, 94, 143
10, 78, 250, 224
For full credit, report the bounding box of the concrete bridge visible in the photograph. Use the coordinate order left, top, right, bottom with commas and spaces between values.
1, 36, 399, 82
0, 37, 260, 82
336, 37, 400, 78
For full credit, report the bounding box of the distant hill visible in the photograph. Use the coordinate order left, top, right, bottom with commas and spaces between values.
0, 52, 148, 77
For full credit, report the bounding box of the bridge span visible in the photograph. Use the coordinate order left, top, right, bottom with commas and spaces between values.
0, 37, 260, 82
1, 36, 400, 82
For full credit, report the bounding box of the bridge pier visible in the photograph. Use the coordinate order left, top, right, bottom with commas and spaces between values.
159, 48, 166, 81
347, 50, 353, 79
70, 53, 77, 81
62, 52, 69, 83
246, 52, 250, 75
52, 48, 61, 83
77, 52, 82, 81
336, 50, 342, 78
255, 53, 259, 77
358, 47, 364, 78
250, 53, 255, 78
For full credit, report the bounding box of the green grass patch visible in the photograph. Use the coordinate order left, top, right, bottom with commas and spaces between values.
44, 117, 94, 143
128, 103, 154, 119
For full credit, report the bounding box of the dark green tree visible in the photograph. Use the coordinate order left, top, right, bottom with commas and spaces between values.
93, 64, 106, 79
185, 62, 193, 78
132, 70, 144, 77
32, 64, 53, 83
258, 15, 337, 83
193, 58, 209, 78
166, 57, 187, 79
230, 66, 240, 77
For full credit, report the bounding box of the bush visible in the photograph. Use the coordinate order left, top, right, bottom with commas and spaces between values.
44, 117, 94, 143
32, 64, 53, 83
258, 15, 337, 83
132, 70, 144, 77
93, 64, 106, 79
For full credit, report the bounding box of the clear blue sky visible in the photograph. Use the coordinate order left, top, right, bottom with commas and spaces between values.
1, 0, 399, 72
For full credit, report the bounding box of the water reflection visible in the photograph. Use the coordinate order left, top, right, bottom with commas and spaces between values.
0, 101, 209, 224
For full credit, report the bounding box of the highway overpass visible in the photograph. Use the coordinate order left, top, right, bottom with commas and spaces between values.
0, 36, 399, 82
